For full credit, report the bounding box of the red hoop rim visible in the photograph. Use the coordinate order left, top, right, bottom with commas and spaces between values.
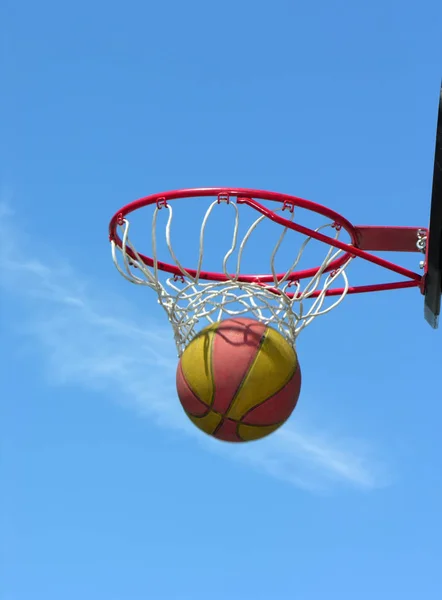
108, 187, 359, 284
109, 187, 424, 295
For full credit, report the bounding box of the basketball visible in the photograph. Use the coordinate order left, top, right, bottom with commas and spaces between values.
176, 317, 301, 442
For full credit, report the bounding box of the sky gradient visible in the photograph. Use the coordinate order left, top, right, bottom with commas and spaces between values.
1, 1, 442, 598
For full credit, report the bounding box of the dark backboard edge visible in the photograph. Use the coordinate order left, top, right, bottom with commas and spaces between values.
424, 84, 442, 328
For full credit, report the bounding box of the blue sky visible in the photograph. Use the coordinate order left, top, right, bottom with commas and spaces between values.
1, 0, 442, 598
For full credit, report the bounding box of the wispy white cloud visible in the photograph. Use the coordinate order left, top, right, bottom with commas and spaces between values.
0, 201, 390, 492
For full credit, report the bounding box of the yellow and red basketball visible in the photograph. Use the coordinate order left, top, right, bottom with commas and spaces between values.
176, 317, 301, 442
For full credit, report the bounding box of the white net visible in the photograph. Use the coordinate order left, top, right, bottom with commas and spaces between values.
111, 198, 354, 355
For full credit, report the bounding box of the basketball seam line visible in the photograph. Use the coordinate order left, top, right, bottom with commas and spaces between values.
240, 358, 300, 424
177, 361, 213, 418
184, 409, 286, 428
180, 323, 218, 413
222, 327, 267, 421
210, 320, 268, 437
227, 329, 298, 423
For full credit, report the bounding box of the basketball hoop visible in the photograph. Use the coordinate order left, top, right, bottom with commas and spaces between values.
109, 187, 427, 355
